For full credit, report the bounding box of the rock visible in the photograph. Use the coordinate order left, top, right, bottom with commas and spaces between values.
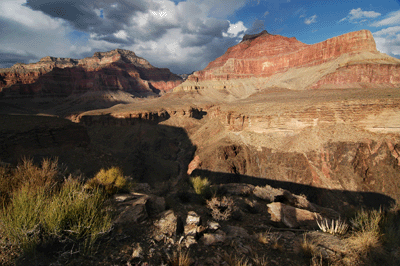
184, 224, 198, 237
114, 196, 149, 225
175, 30, 400, 94
224, 225, 250, 239
254, 185, 290, 203
298, 231, 349, 260
187, 155, 201, 175
218, 183, 255, 196
186, 211, 201, 225
207, 221, 221, 232
202, 232, 226, 245
134, 183, 152, 193
0, 49, 183, 98
184, 236, 197, 248
267, 202, 321, 229
131, 243, 144, 259
153, 210, 184, 239
114, 193, 137, 203
146, 195, 166, 216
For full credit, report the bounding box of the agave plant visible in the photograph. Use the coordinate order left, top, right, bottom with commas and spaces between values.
317, 217, 349, 235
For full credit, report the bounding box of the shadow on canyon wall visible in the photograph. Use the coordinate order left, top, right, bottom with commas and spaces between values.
191, 169, 395, 212
0, 113, 396, 213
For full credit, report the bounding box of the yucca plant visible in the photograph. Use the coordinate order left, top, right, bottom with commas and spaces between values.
316, 217, 349, 235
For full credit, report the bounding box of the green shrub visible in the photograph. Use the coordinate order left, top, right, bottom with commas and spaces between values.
0, 159, 112, 262
351, 208, 384, 234
0, 158, 61, 206
190, 176, 211, 199
85, 167, 128, 194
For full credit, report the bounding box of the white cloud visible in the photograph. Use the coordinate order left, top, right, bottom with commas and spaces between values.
304, 15, 317, 25
370, 10, 400, 27
374, 26, 400, 37
340, 8, 381, 23
222, 21, 247, 38
263, 11, 269, 17
0, 0, 64, 30
0, 0, 250, 73
373, 26, 400, 57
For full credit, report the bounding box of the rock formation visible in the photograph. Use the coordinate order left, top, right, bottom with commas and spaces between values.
175, 30, 400, 97
0, 49, 182, 98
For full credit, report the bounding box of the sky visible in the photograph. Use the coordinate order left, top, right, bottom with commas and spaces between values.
1, 0, 400, 74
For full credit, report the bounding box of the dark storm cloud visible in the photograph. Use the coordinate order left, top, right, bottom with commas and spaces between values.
24, 0, 156, 34
0, 52, 38, 68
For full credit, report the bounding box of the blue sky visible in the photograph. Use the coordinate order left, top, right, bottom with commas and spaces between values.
1, 0, 400, 74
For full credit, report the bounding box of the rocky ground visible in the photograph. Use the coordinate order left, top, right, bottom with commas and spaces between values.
15, 178, 364, 266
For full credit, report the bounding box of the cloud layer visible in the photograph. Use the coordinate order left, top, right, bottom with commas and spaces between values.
0, 0, 249, 73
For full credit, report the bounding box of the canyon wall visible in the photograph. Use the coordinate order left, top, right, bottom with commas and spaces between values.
176, 30, 400, 94
0, 49, 182, 98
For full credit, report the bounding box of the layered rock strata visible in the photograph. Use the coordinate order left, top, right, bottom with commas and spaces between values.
0, 49, 182, 97
175, 30, 400, 96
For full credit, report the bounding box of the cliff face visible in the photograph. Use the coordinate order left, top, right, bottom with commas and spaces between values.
176, 30, 400, 95
0, 49, 182, 97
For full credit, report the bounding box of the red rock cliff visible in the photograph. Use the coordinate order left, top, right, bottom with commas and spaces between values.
180, 30, 400, 91
0, 49, 182, 97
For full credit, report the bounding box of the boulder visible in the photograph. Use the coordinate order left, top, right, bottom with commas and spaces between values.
202, 232, 226, 245
114, 196, 149, 225
153, 210, 184, 239
186, 211, 201, 225
267, 202, 321, 229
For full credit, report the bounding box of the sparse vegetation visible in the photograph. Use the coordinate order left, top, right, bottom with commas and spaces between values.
190, 176, 212, 199
316, 217, 349, 235
301, 234, 319, 259
0, 159, 112, 264
85, 166, 128, 194
223, 252, 250, 266
257, 230, 282, 251
207, 196, 237, 221
167, 247, 192, 266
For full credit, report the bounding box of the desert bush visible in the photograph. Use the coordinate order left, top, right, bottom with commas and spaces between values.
43, 178, 111, 241
0, 159, 112, 263
0, 158, 61, 206
85, 166, 128, 194
190, 176, 212, 199
346, 208, 387, 264
350, 208, 383, 234
316, 217, 349, 235
207, 196, 237, 221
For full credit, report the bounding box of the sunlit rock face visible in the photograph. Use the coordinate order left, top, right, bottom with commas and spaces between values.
0, 49, 182, 97
175, 30, 400, 96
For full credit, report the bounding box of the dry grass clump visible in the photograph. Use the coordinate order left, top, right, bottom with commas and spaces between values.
207, 196, 237, 221
190, 176, 212, 199
167, 247, 191, 266
85, 166, 128, 194
316, 217, 349, 235
257, 230, 282, 251
301, 234, 319, 259
344, 208, 387, 264
223, 252, 251, 266
0, 159, 112, 264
